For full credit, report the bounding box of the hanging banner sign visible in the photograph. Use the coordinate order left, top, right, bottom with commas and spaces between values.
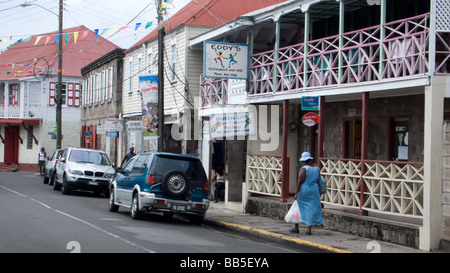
203, 41, 249, 79
302, 96, 320, 111
139, 75, 159, 138
302, 112, 320, 127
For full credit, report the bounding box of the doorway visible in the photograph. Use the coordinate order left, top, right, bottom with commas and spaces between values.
4, 126, 19, 164
343, 119, 362, 159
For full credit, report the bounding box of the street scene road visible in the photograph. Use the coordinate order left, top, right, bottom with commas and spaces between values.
0, 171, 300, 254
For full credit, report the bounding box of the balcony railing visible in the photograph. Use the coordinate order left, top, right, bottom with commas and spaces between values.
200, 75, 228, 108
246, 154, 285, 197
320, 158, 424, 219
249, 13, 449, 96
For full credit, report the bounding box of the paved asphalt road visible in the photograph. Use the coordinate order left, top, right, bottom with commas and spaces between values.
0, 171, 300, 255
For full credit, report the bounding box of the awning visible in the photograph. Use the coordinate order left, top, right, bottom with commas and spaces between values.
0, 119, 41, 124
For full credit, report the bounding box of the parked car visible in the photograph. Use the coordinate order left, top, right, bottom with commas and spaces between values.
42, 149, 64, 185
109, 152, 210, 224
54, 147, 115, 196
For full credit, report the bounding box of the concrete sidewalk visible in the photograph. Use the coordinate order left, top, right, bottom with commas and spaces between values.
204, 202, 427, 253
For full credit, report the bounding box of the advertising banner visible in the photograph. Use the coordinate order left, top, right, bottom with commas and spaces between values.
210, 111, 255, 139
203, 41, 249, 79
139, 75, 159, 138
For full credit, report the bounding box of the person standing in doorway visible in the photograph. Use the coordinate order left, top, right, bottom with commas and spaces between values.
210, 166, 226, 203
38, 147, 47, 177
290, 152, 323, 235
121, 146, 136, 167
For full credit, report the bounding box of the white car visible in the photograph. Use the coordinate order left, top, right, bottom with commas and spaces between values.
42, 149, 64, 185
54, 147, 115, 196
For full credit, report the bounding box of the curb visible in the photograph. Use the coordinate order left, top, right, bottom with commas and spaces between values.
203, 218, 351, 253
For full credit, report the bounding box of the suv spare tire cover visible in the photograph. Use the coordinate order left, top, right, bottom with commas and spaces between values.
161, 170, 190, 197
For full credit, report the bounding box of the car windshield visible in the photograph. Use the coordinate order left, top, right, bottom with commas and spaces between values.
68, 150, 111, 165
153, 155, 207, 181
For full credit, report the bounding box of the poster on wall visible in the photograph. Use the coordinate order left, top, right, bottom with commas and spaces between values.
203, 41, 249, 79
210, 111, 255, 139
139, 75, 159, 138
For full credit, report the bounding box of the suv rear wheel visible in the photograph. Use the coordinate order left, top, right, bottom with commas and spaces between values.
131, 193, 144, 220
161, 170, 189, 197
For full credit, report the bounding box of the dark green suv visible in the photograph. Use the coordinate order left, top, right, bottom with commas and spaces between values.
109, 152, 210, 224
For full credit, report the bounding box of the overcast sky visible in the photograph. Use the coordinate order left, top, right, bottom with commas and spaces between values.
0, 0, 191, 52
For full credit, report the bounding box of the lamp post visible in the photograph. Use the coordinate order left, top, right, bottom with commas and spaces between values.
21, 1, 63, 149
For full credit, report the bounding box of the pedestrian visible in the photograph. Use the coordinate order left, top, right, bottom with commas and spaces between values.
121, 146, 136, 167
289, 152, 323, 235
38, 147, 47, 177
210, 166, 226, 203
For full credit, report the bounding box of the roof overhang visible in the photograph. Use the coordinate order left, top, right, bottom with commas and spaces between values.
190, 17, 254, 50
0, 119, 41, 124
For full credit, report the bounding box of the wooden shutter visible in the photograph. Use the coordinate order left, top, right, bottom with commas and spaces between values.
74, 83, 81, 107
67, 83, 74, 106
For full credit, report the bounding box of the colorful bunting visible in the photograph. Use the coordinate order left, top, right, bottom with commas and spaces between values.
2, 21, 155, 48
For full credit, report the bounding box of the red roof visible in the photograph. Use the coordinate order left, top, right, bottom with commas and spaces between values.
126, 0, 289, 52
0, 25, 120, 80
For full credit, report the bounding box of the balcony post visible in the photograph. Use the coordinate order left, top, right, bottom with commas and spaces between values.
378, 0, 386, 79
358, 92, 369, 216
337, 0, 344, 85
272, 19, 281, 94
281, 100, 289, 202
303, 10, 310, 90
428, 0, 437, 76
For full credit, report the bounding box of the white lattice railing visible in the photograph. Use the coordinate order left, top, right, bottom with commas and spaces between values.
320, 158, 424, 219
246, 154, 284, 197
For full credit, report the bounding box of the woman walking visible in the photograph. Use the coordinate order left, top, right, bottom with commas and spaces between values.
290, 152, 323, 235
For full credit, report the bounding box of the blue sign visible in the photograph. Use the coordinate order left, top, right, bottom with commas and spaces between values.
106, 131, 118, 138
302, 96, 320, 111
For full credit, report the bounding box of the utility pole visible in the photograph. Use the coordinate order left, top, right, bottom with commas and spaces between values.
56, 0, 63, 149
157, 1, 165, 152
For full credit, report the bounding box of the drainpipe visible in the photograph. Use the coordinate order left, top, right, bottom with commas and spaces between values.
281, 100, 289, 203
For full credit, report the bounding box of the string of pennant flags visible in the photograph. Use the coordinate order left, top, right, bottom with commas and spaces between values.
0, 21, 154, 47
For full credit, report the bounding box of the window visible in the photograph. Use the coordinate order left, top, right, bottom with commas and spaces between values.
390, 117, 409, 161
49, 82, 80, 107
138, 57, 142, 75
128, 60, 133, 93
132, 155, 149, 174
170, 43, 177, 82
0, 83, 5, 105
9, 84, 19, 105
107, 67, 113, 100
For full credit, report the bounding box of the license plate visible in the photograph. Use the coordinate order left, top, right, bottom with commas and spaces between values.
89, 181, 98, 186
171, 204, 186, 213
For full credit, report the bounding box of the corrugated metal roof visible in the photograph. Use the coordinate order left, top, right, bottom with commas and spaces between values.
0, 25, 120, 80
126, 0, 289, 52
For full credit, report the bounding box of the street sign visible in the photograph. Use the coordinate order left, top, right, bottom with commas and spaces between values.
84, 130, 93, 143
302, 112, 320, 127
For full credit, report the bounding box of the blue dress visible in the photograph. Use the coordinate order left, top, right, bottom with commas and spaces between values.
297, 165, 323, 226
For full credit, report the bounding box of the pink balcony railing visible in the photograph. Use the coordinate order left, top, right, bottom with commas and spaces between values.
200, 75, 228, 108
250, 13, 449, 96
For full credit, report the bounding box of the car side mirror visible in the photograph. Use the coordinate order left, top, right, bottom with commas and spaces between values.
116, 167, 124, 173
